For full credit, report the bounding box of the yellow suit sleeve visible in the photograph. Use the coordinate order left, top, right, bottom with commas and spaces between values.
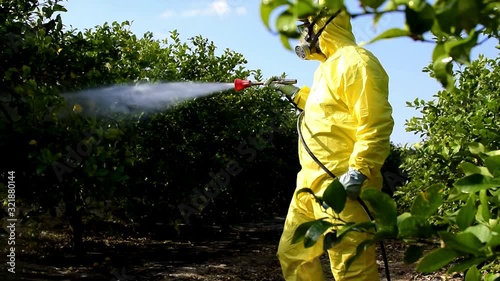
345, 64, 394, 180
292, 86, 311, 111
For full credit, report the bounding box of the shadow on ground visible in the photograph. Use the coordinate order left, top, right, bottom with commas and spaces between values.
1, 219, 463, 281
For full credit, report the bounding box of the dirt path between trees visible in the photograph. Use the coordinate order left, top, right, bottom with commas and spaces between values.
2, 221, 464, 281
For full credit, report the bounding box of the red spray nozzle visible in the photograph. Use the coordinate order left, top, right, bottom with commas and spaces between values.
234, 79, 253, 91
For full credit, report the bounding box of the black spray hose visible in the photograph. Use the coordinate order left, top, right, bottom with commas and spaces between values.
296, 111, 391, 281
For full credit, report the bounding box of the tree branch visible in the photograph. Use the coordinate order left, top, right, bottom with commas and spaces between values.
349, 9, 405, 19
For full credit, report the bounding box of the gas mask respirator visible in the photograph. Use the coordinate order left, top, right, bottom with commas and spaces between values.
295, 19, 322, 60
294, 10, 341, 60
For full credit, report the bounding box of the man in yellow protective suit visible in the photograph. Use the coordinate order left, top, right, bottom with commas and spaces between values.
266, 3, 394, 281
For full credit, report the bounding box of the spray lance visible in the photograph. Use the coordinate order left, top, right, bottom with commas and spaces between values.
233, 78, 297, 92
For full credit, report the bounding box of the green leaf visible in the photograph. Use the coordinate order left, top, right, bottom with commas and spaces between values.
405, 2, 435, 35
322, 0, 343, 12
351, 221, 377, 233
434, 0, 458, 35
455, 174, 500, 193
459, 162, 493, 177
22, 65, 31, 76
477, 190, 491, 222
476, 204, 489, 223
36, 164, 46, 175
391, 0, 411, 6
439, 231, 483, 255
485, 150, 500, 157
411, 184, 443, 218
397, 212, 411, 224
456, 195, 477, 230
336, 221, 376, 237
292, 220, 319, 244
485, 274, 500, 281
361, 0, 386, 10
53, 4, 68, 12
404, 245, 425, 264
323, 231, 341, 251
430, 14, 445, 38
95, 169, 109, 177
260, 0, 289, 31
304, 219, 334, 248
360, 188, 397, 235
397, 214, 433, 238
464, 224, 492, 244
383, 0, 397, 11
485, 155, 500, 178
279, 33, 293, 50
488, 224, 500, 247
465, 266, 480, 281
335, 222, 355, 237
366, 28, 412, 45
457, 0, 479, 31
444, 31, 479, 64
406, 0, 424, 10
468, 143, 485, 155
104, 128, 123, 139
432, 42, 445, 62
323, 179, 346, 214
345, 239, 374, 272
373, 12, 383, 26
294, 0, 317, 19
433, 55, 455, 90
276, 10, 300, 37
447, 186, 469, 201
447, 257, 485, 274
416, 248, 461, 273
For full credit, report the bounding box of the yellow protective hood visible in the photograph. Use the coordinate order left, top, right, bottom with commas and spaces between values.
311, 11, 356, 60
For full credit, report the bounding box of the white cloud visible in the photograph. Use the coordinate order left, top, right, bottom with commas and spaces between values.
181, 9, 202, 17
212, 0, 230, 15
160, 0, 247, 19
235, 6, 247, 15
160, 10, 175, 18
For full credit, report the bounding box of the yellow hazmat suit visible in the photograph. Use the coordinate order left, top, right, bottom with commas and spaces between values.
276, 10, 394, 281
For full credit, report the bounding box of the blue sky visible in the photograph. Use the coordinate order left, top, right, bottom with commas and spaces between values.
59, 0, 499, 145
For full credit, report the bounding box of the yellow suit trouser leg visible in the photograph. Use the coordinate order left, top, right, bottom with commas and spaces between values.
327, 199, 380, 281
277, 189, 380, 281
277, 195, 326, 281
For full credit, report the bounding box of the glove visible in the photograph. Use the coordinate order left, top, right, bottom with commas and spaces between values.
339, 168, 367, 200
264, 76, 300, 99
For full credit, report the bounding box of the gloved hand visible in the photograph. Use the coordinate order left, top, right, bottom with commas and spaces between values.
264, 76, 300, 99
339, 168, 367, 200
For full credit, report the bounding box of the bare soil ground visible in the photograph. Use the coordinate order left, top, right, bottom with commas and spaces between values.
1, 220, 465, 281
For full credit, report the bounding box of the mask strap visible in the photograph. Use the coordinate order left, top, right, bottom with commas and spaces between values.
308, 9, 342, 52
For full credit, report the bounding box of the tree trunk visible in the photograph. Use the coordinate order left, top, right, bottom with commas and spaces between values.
64, 186, 84, 255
